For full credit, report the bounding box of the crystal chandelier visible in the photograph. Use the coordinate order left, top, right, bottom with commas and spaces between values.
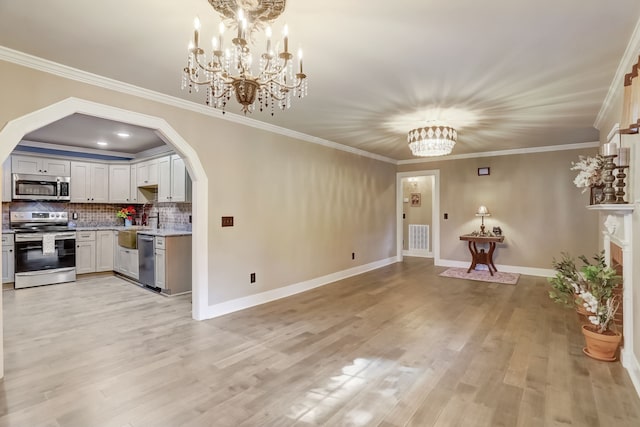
181, 0, 308, 115
407, 125, 457, 157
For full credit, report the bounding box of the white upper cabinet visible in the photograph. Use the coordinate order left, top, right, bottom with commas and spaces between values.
129, 164, 138, 203
12, 155, 70, 176
136, 158, 159, 187
158, 155, 191, 203
71, 161, 109, 203
108, 164, 131, 203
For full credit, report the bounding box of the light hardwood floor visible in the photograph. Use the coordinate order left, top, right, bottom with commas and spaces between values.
1, 258, 640, 426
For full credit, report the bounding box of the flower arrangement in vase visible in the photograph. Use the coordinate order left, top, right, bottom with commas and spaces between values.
548, 251, 622, 361
570, 155, 605, 203
116, 206, 136, 226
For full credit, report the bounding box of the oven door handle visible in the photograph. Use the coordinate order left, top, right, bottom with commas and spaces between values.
15, 267, 76, 277
53, 233, 76, 240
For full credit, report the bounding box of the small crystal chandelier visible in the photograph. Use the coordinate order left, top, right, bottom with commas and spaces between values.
181, 0, 308, 115
407, 125, 457, 157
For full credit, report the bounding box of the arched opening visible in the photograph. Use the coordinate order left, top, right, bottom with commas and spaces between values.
0, 97, 209, 376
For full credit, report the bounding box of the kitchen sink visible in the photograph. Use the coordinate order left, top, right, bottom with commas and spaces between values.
118, 229, 139, 249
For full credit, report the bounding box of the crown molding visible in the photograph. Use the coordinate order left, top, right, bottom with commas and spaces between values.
396, 141, 600, 165
594, 16, 640, 129
0, 46, 397, 165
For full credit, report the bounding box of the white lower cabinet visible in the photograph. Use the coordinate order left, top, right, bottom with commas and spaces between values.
96, 230, 114, 272
115, 245, 139, 280
155, 246, 166, 289
76, 231, 96, 275
2, 234, 15, 284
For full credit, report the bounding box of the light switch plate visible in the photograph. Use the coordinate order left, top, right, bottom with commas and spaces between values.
221, 216, 234, 227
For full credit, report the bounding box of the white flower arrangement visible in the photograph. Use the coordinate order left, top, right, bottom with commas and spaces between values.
569, 268, 619, 333
570, 155, 605, 192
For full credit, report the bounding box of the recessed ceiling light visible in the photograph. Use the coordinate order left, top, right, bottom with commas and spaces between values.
97, 141, 108, 146
116, 132, 130, 138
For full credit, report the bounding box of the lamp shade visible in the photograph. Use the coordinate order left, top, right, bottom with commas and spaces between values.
475, 205, 490, 216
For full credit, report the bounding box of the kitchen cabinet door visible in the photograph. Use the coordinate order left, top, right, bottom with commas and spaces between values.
76, 241, 96, 274
96, 231, 114, 272
12, 155, 70, 176
90, 163, 109, 203
170, 155, 191, 202
109, 164, 131, 203
42, 158, 71, 176
129, 164, 138, 203
71, 162, 109, 203
2, 235, 14, 284
157, 156, 171, 202
158, 155, 191, 203
137, 159, 159, 187
155, 248, 166, 290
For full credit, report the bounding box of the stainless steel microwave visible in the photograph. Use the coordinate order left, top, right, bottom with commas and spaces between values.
12, 174, 71, 201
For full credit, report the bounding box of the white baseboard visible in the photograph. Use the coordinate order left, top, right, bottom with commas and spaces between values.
402, 249, 433, 258
436, 258, 555, 277
204, 257, 398, 319
622, 347, 640, 400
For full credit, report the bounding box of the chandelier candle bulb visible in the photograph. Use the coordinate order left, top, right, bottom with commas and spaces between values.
266, 26, 272, 52
284, 24, 289, 52
298, 49, 303, 73
194, 17, 200, 47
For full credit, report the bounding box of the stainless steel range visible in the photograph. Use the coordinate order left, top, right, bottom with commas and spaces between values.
10, 211, 76, 289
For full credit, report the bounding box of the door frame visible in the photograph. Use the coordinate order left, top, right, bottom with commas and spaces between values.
396, 170, 440, 264
0, 97, 209, 377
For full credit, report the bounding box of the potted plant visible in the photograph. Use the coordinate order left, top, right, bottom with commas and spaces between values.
548, 252, 590, 316
549, 252, 622, 361
116, 206, 137, 227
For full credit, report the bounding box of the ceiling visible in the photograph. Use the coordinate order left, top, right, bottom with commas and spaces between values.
23, 114, 167, 154
1, 0, 639, 160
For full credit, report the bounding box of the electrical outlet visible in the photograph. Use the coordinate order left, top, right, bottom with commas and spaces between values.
444, 213, 448, 220
250, 273, 256, 283
352, 252, 355, 260
221, 216, 234, 227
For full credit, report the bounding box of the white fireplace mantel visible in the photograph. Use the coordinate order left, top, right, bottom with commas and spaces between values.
594, 205, 635, 379
586, 203, 635, 215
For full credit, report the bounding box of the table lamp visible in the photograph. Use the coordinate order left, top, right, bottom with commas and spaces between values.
476, 205, 490, 235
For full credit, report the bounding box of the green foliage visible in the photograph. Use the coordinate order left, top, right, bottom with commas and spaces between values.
548, 250, 622, 333
547, 252, 579, 307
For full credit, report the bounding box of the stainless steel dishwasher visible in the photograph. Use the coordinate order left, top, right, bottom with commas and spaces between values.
137, 234, 156, 290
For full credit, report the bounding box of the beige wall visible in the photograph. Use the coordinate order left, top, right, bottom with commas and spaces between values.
399, 150, 600, 269
0, 60, 397, 306
402, 177, 433, 251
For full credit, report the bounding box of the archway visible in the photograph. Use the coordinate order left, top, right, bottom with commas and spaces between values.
0, 97, 209, 376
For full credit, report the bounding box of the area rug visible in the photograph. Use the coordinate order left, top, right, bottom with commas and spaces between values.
439, 267, 519, 285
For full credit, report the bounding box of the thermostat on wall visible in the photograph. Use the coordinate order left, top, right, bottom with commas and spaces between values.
403, 198, 409, 203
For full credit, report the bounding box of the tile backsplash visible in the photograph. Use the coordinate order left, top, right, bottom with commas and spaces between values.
2, 201, 192, 231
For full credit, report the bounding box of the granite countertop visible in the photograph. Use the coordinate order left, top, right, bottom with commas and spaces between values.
2, 226, 191, 236
136, 229, 192, 237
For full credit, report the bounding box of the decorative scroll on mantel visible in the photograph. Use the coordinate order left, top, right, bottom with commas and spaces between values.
621, 55, 640, 134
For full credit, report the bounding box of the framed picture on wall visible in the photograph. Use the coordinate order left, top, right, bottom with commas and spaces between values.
410, 193, 421, 207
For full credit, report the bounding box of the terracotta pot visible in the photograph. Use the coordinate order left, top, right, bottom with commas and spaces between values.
581, 324, 622, 362
576, 304, 590, 317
